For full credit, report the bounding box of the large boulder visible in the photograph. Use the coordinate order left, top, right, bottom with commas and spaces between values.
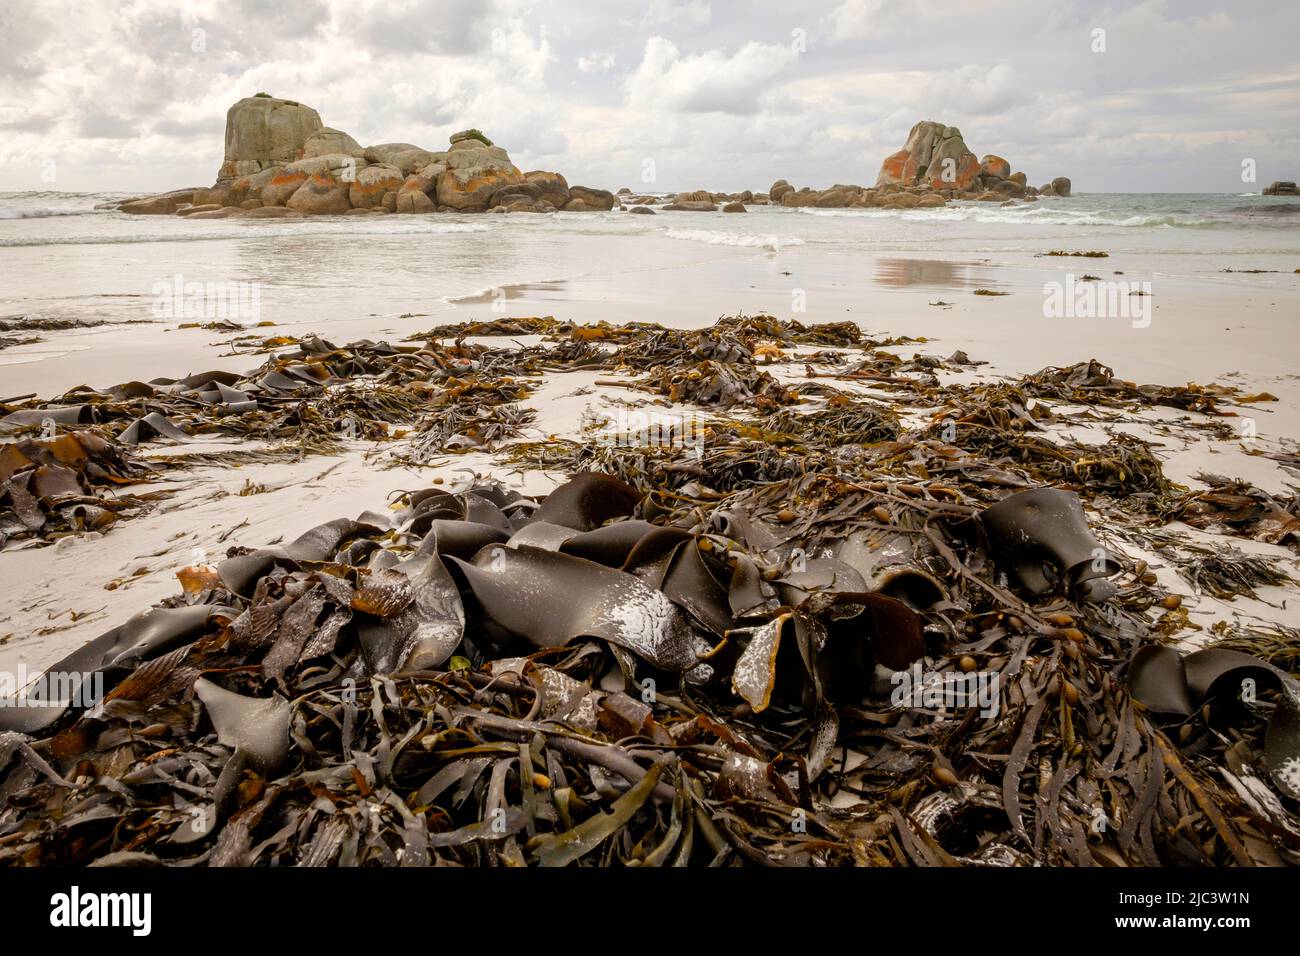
1039, 176, 1072, 197
363, 143, 422, 164
220, 96, 324, 179
396, 190, 436, 214
1263, 181, 1298, 196
260, 154, 365, 205
403, 162, 446, 195
524, 170, 570, 208
876, 121, 979, 190
349, 164, 404, 208
980, 155, 1010, 180
779, 189, 818, 208
445, 145, 513, 172
195, 166, 282, 207
118, 188, 199, 215
304, 127, 363, 159
286, 171, 352, 215
362, 143, 447, 175
565, 186, 617, 211
812, 186, 861, 207
395, 162, 447, 213
437, 165, 523, 211
489, 181, 544, 206
450, 129, 493, 146
261, 168, 310, 207
769, 179, 794, 202
430, 133, 522, 210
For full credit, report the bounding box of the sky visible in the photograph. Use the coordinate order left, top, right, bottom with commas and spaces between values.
0, 0, 1297, 194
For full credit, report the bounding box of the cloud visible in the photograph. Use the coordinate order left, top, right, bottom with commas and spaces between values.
624, 37, 796, 114
919, 62, 1027, 116
577, 52, 616, 73
0, 6, 57, 79
822, 0, 886, 42
0, 0, 1295, 192
78, 113, 138, 139
641, 1, 712, 28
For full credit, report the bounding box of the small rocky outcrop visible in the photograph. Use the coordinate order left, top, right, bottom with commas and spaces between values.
873, 120, 1069, 201
118, 188, 205, 215
877, 121, 979, 190
1039, 177, 1072, 197
764, 120, 1072, 210
524, 171, 571, 208
1263, 181, 1298, 196
564, 186, 618, 211
113, 97, 596, 219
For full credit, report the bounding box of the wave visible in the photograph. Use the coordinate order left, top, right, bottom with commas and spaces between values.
0, 219, 495, 247
795, 206, 1246, 229
0, 207, 109, 220
663, 228, 804, 250
0, 191, 132, 220
1226, 202, 1300, 216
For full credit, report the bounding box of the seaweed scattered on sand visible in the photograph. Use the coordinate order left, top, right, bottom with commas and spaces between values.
0, 430, 161, 548
3, 313, 1298, 867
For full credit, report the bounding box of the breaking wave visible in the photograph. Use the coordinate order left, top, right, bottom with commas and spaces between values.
0, 219, 494, 247
663, 228, 804, 250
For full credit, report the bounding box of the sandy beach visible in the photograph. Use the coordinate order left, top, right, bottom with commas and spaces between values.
4, 0, 1300, 883
4, 222, 1298, 678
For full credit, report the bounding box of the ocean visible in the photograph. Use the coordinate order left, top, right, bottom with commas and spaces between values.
2, 191, 1296, 332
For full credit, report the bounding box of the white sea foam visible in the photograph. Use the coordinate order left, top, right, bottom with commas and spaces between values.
795, 206, 1217, 228
663, 228, 804, 250
0, 219, 494, 247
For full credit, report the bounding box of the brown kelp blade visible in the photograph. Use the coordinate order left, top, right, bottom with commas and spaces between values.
448, 544, 713, 672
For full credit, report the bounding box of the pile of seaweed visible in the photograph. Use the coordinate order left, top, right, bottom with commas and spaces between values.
1, 471, 1297, 867
5, 313, 1286, 548
2, 313, 1298, 867
0, 430, 161, 549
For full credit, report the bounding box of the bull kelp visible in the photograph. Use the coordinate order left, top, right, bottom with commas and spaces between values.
1, 314, 1297, 867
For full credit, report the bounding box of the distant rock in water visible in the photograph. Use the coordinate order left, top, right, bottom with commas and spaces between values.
877, 121, 980, 189
1263, 181, 1298, 196
875, 120, 1068, 198
112, 96, 612, 218
765, 119, 1070, 210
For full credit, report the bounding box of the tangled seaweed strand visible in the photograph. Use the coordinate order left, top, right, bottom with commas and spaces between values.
2, 467, 1297, 867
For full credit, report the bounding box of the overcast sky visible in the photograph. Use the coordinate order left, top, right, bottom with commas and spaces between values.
1, 0, 1296, 193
